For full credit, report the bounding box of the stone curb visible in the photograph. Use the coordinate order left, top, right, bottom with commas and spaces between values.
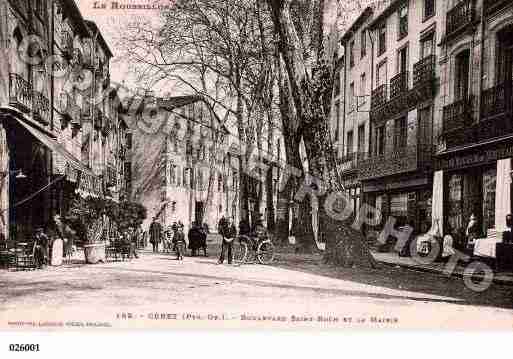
375, 256, 513, 286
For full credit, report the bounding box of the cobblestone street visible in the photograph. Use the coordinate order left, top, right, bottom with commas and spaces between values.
2, 237, 513, 330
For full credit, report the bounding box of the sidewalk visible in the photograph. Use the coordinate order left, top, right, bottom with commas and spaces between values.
372, 251, 513, 285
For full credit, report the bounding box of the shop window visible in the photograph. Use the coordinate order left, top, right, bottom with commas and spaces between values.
447, 174, 463, 234
483, 168, 497, 232
390, 193, 408, 219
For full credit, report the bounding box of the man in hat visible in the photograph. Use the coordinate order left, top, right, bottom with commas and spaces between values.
149, 218, 162, 253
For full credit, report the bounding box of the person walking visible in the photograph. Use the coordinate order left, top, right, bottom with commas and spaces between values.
149, 219, 162, 253
218, 216, 236, 264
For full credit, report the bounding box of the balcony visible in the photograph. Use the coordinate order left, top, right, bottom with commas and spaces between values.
413, 55, 436, 88
8, 73, 32, 112
481, 81, 512, 119
371, 84, 387, 110
390, 72, 409, 100
32, 91, 50, 125
441, 98, 474, 136
358, 145, 433, 181
484, 0, 511, 16
446, 0, 474, 38
478, 82, 513, 141
337, 152, 360, 174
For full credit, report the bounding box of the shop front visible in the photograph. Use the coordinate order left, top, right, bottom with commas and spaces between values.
362, 173, 432, 235
0, 108, 100, 243
435, 138, 513, 246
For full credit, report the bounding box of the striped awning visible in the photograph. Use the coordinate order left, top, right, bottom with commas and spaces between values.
15, 117, 96, 179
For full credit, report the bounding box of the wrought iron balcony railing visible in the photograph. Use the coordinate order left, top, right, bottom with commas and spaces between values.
337, 152, 360, 173
390, 72, 409, 100
481, 81, 512, 119
442, 97, 474, 136
413, 55, 436, 87
484, 0, 510, 16
371, 84, 388, 110
446, 0, 474, 37
357, 144, 432, 181
8, 73, 32, 112
32, 91, 50, 125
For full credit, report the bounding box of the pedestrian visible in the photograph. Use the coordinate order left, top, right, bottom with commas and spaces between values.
218, 216, 236, 264
33, 227, 49, 268
134, 225, 144, 249
188, 222, 203, 256
239, 218, 250, 237
173, 224, 186, 260
128, 228, 139, 259
149, 218, 162, 253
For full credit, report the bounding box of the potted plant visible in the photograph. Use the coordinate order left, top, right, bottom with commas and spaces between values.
68, 196, 111, 264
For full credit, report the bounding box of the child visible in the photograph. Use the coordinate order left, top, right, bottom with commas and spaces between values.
173, 225, 186, 260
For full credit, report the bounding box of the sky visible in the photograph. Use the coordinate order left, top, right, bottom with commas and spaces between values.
76, 0, 169, 93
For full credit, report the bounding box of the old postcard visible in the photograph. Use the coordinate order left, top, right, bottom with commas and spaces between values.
1, 0, 513, 332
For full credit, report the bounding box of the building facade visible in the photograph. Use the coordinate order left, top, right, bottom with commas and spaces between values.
436, 0, 513, 241
128, 96, 240, 235
334, 0, 513, 244
0, 0, 127, 242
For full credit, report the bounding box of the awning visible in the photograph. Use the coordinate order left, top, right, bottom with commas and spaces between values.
15, 118, 96, 178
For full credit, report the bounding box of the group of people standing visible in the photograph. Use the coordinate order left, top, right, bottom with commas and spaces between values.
147, 213, 268, 264
148, 219, 208, 259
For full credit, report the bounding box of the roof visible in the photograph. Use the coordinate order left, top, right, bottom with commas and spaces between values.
61, 0, 90, 37
341, 7, 374, 43
84, 20, 113, 58
369, 0, 404, 30
123, 95, 231, 135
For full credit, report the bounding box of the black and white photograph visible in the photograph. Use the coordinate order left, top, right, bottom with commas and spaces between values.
1, 0, 513, 338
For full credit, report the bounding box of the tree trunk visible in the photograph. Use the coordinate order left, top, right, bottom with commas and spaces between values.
266, 0, 375, 267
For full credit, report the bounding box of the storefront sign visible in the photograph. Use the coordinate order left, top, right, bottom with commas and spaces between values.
436, 142, 513, 171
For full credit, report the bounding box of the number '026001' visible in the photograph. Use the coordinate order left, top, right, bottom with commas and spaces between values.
9, 344, 40, 352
